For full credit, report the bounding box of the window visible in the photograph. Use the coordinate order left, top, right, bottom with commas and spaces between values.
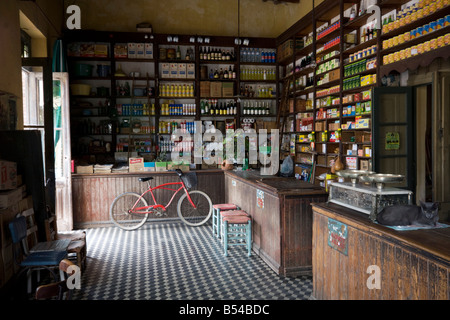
22, 66, 46, 178
21, 30, 32, 58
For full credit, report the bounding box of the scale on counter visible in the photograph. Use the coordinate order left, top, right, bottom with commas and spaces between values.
328, 170, 413, 221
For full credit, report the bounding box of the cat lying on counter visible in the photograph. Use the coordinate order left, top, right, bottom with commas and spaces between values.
376, 201, 439, 227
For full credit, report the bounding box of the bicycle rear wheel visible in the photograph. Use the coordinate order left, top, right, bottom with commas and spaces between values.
110, 192, 149, 230
177, 190, 212, 226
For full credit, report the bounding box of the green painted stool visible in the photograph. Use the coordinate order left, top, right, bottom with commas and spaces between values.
212, 204, 239, 238
222, 215, 252, 257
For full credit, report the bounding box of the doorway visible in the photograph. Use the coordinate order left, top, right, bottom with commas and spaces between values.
414, 84, 433, 203
22, 58, 73, 231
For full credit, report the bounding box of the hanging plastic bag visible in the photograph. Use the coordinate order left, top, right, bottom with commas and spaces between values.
280, 155, 293, 177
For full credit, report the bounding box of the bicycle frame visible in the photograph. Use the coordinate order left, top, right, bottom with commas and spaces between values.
130, 180, 196, 214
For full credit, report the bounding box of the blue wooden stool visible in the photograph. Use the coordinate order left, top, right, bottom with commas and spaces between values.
222, 215, 252, 257
212, 204, 239, 238
219, 210, 249, 239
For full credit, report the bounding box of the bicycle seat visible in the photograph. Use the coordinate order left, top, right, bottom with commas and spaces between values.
138, 177, 154, 182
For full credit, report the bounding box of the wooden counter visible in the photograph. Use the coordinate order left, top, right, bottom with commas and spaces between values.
224, 170, 328, 277
312, 202, 450, 300
72, 170, 225, 227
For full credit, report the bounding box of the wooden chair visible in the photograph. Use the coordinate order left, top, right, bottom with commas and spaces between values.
45, 214, 87, 271
35, 259, 76, 300
9, 214, 68, 293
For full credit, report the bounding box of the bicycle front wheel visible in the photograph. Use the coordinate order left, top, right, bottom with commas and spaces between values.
177, 190, 212, 226
110, 192, 149, 230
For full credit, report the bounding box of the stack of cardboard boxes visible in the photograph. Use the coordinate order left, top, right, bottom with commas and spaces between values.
0, 160, 33, 288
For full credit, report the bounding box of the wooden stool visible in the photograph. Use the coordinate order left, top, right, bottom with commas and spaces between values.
219, 210, 248, 239
222, 215, 252, 257
56, 231, 87, 271
212, 204, 239, 238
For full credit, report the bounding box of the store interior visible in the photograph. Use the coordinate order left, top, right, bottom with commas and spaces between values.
0, 0, 450, 303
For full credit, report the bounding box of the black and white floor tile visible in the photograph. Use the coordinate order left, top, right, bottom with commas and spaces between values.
72, 221, 313, 300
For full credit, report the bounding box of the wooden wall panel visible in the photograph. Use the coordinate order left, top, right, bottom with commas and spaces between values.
72, 171, 224, 226
312, 204, 450, 300
225, 173, 327, 277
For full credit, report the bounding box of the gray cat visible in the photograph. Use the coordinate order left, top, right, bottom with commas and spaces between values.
377, 201, 439, 226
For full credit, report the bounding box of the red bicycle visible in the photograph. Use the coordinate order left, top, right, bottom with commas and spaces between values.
110, 169, 212, 230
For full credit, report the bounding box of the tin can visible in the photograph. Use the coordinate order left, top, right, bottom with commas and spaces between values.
388, 37, 394, 47
417, 43, 424, 54
417, 9, 424, 19
430, 38, 437, 50
429, 2, 436, 13
406, 48, 412, 58
417, 26, 423, 36
445, 33, 450, 45
393, 35, 399, 46
393, 51, 400, 62
404, 31, 411, 42
429, 21, 437, 32
404, 15, 411, 25
393, 19, 399, 30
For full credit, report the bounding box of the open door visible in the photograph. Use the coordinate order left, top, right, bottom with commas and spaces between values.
22, 58, 73, 231
373, 87, 415, 192
53, 73, 72, 231
435, 72, 450, 221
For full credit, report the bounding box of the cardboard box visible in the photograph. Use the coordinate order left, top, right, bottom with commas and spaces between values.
155, 162, 167, 172
210, 82, 222, 97
345, 157, 358, 170
144, 43, 153, 59
222, 82, 233, 97
80, 43, 94, 57
160, 63, 170, 78
18, 195, 33, 213
329, 69, 340, 81
0, 160, 17, 191
0, 244, 14, 286
144, 162, 155, 172
200, 81, 210, 97
360, 159, 370, 171
114, 44, 128, 58
169, 63, 178, 78
178, 63, 187, 79
0, 188, 22, 210
295, 99, 307, 112
136, 43, 145, 59
186, 63, 195, 79
76, 165, 93, 174
129, 157, 144, 172
127, 43, 137, 59
0, 203, 19, 248
94, 44, 108, 57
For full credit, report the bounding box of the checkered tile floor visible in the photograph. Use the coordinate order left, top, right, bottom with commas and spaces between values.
72, 221, 313, 300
